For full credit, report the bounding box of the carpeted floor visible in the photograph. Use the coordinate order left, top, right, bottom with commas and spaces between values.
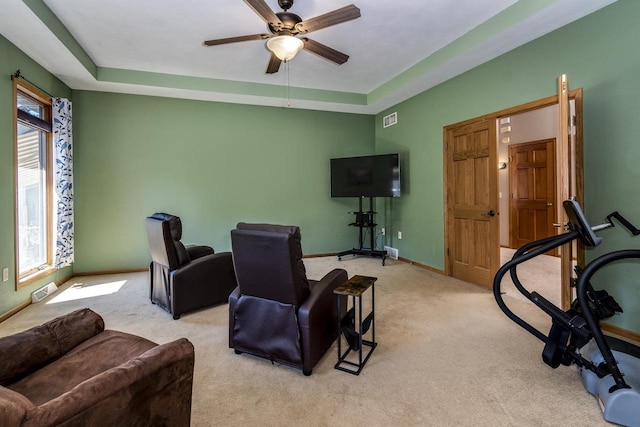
0, 256, 609, 426
500, 247, 561, 307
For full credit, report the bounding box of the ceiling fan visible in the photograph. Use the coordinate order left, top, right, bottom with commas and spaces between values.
203, 0, 361, 74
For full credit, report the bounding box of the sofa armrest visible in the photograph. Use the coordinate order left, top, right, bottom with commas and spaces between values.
0, 386, 35, 427
0, 309, 104, 386
22, 338, 195, 427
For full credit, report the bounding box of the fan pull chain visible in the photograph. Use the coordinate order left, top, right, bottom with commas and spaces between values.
286, 60, 291, 107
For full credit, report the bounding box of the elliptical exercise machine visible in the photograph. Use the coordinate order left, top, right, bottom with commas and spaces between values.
493, 199, 640, 426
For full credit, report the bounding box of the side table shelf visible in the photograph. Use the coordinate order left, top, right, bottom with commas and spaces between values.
334, 275, 378, 375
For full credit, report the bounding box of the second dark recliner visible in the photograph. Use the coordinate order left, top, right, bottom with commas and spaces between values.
229, 223, 348, 375
146, 213, 237, 319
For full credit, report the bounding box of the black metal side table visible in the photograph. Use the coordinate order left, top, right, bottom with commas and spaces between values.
334, 275, 377, 375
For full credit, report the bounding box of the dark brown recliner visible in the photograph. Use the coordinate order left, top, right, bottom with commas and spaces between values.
146, 213, 237, 319
229, 223, 348, 376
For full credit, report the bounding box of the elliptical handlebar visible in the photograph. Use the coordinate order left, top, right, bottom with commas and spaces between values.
563, 198, 640, 245
607, 211, 640, 236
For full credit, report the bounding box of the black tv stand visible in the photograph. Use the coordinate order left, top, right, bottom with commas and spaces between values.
337, 197, 387, 266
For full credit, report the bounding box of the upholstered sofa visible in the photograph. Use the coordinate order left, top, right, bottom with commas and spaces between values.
0, 308, 194, 426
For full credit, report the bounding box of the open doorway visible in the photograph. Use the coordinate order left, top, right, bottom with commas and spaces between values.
444, 87, 583, 310
497, 104, 568, 307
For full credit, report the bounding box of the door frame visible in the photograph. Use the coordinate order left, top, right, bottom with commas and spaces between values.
443, 89, 583, 308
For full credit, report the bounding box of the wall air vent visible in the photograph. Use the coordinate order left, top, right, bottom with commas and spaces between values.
384, 246, 399, 260
31, 282, 58, 303
383, 112, 398, 128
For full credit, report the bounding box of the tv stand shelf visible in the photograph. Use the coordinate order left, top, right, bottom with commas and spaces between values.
348, 211, 376, 228
338, 198, 386, 266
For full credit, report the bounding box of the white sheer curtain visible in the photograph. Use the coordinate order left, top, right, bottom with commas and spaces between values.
52, 98, 74, 268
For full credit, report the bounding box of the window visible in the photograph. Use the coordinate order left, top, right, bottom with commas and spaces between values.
14, 78, 53, 286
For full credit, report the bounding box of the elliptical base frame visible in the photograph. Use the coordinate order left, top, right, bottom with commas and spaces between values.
579, 338, 640, 426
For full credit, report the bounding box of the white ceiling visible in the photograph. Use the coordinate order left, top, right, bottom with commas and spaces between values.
0, 0, 617, 114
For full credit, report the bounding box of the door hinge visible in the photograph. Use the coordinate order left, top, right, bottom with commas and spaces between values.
569, 115, 577, 135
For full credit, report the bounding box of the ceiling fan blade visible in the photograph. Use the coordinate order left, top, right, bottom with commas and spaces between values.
244, 0, 284, 31
204, 34, 270, 46
302, 38, 349, 65
266, 53, 282, 74
295, 4, 361, 34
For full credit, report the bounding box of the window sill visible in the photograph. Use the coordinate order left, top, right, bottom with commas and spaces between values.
18, 266, 57, 289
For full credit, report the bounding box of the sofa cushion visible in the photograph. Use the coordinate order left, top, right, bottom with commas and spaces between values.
45, 308, 105, 355
8, 330, 157, 406
0, 308, 104, 386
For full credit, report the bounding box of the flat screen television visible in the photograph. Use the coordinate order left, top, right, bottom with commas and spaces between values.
330, 153, 400, 198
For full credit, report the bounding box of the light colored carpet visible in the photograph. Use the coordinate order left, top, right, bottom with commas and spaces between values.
500, 247, 561, 307
0, 256, 608, 426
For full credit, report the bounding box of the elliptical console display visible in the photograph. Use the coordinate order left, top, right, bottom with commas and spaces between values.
493, 199, 640, 426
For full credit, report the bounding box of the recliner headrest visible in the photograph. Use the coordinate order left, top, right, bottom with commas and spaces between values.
232, 223, 310, 304
236, 222, 301, 238
236, 223, 305, 276
149, 213, 182, 241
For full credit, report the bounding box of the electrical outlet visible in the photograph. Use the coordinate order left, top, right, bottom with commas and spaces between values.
398, 231, 402, 239
381, 228, 385, 235
2, 268, 8, 282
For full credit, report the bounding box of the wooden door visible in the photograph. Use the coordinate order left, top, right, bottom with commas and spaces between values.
558, 74, 582, 310
509, 139, 556, 250
445, 119, 499, 288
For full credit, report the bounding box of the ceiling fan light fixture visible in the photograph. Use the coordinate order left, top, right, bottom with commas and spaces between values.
267, 35, 304, 61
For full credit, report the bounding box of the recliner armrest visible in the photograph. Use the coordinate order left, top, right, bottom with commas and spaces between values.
172, 252, 235, 284
228, 287, 241, 348
170, 252, 237, 317
185, 245, 214, 260
298, 268, 348, 328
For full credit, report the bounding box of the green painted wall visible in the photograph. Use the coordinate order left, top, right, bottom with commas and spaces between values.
3, 1, 640, 333
375, 0, 640, 332
72, 91, 374, 273
0, 35, 72, 316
